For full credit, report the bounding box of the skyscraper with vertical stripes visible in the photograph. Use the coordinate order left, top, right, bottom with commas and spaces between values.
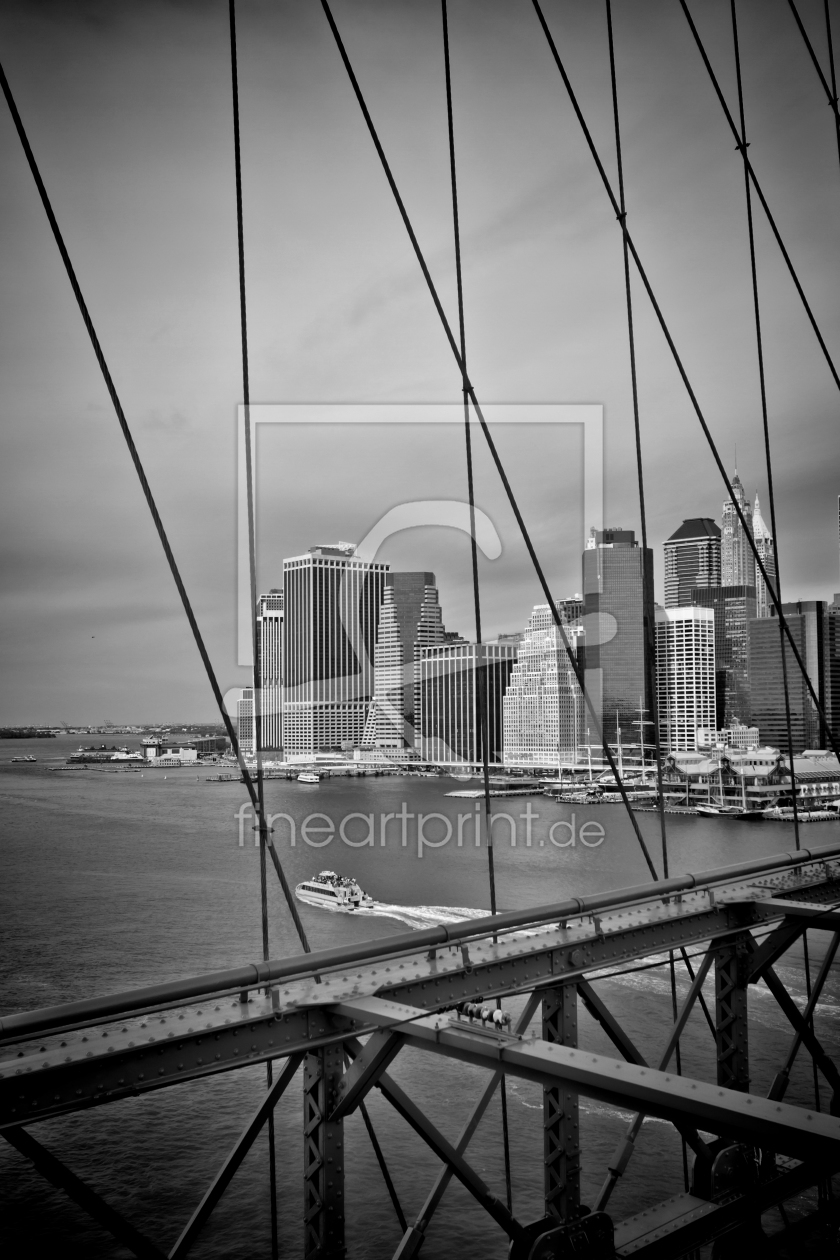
282, 544, 388, 755
361, 572, 447, 751
256, 590, 283, 751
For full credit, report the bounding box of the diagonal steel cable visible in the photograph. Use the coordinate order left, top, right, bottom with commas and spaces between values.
529, 0, 840, 772
786, 0, 840, 172
441, 0, 512, 1214
319, 0, 660, 882
228, 2, 282, 1250
0, 53, 313, 966
606, 0, 687, 1187
679, 0, 840, 392
728, 2, 819, 1112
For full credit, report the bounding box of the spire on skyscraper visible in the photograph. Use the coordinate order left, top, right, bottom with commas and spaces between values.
752, 492, 776, 618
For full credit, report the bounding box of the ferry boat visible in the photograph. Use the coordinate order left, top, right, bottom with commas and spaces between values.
297, 771, 320, 784
295, 871, 373, 911
11, 755, 37, 763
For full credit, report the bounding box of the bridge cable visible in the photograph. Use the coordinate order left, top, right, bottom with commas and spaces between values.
319, 0, 660, 884
529, 0, 840, 774
0, 67, 284, 832
606, 0, 687, 1188
678, 0, 840, 395
0, 44, 314, 970
441, 0, 512, 1213
228, 0, 281, 1246
730, 1, 819, 1109
786, 0, 840, 172
826, 0, 840, 172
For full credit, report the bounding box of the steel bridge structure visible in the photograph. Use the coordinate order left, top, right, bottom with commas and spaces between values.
3, 840, 840, 1258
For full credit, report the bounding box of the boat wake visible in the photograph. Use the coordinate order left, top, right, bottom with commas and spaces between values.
351, 902, 488, 930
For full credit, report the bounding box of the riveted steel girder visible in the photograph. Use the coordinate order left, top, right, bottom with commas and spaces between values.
332, 996, 840, 1164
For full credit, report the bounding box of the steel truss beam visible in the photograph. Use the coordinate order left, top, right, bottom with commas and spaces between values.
391, 992, 542, 1260
3, 1126, 167, 1260
334, 997, 840, 1163
344, 1036, 522, 1242
542, 985, 579, 1222
4, 848, 839, 1048
169, 1052, 303, 1259
304, 1042, 346, 1258
0, 902, 789, 1131
715, 933, 751, 1092
3, 862, 839, 1143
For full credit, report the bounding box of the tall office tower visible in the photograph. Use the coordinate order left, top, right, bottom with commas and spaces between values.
282, 543, 388, 755
582, 527, 653, 748
362, 573, 446, 750
752, 495, 776, 619
255, 590, 283, 751
721, 470, 755, 587
502, 603, 584, 768
237, 687, 254, 757
416, 642, 517, 766
749, 601, 839, 751
663, 519, 721, 607
655, 607, 716, 752
690, 585, 757, 728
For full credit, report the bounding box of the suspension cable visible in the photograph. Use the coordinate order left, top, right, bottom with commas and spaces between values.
606, 0, 685, 1185
0, 51, 313, 963
826, 0, 840, 172
442, 0, 512, 1212
228, 1, 281, 1249
529, 0, 840, 773
786, 0, 840, 172
320, 0, 660, 883
730, 17, 816, 1103
730, 2, 802, 854
678, 0, 840, 394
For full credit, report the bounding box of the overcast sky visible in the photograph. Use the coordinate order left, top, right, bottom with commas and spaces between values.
1, 0, 839, 724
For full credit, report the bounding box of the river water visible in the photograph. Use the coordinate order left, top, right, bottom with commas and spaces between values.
1, 735, 839, 1258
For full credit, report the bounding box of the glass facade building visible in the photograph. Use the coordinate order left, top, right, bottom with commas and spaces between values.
690, 585, 757, 729
663, 518, 721, 607
582, 528, 653, 748
749, 601, 839, 751
416, 642, 516, 766
362, 572, 447, 750
282, 545, 388, 755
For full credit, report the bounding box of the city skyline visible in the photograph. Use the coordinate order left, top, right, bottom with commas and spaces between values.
2, 1, 840, 724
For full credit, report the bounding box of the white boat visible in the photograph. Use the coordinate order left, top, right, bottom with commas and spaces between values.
297, 771, 320, 783
295, 871, 373, 911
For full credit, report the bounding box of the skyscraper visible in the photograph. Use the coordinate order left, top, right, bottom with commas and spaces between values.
256, 590, 283, 751
663, 519, 721, 607
752, 495, 776, 619
503, 603, 584, 768
362, 572, 446, 750
655, 607, 716, 752
237, 687, 254, 757
749, 600, 839, 751
282, 543, 388, 755
690, 585, 757, 728
721, 470, 755, 588
582, 527, 653, 748
416, 642, 516, 766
